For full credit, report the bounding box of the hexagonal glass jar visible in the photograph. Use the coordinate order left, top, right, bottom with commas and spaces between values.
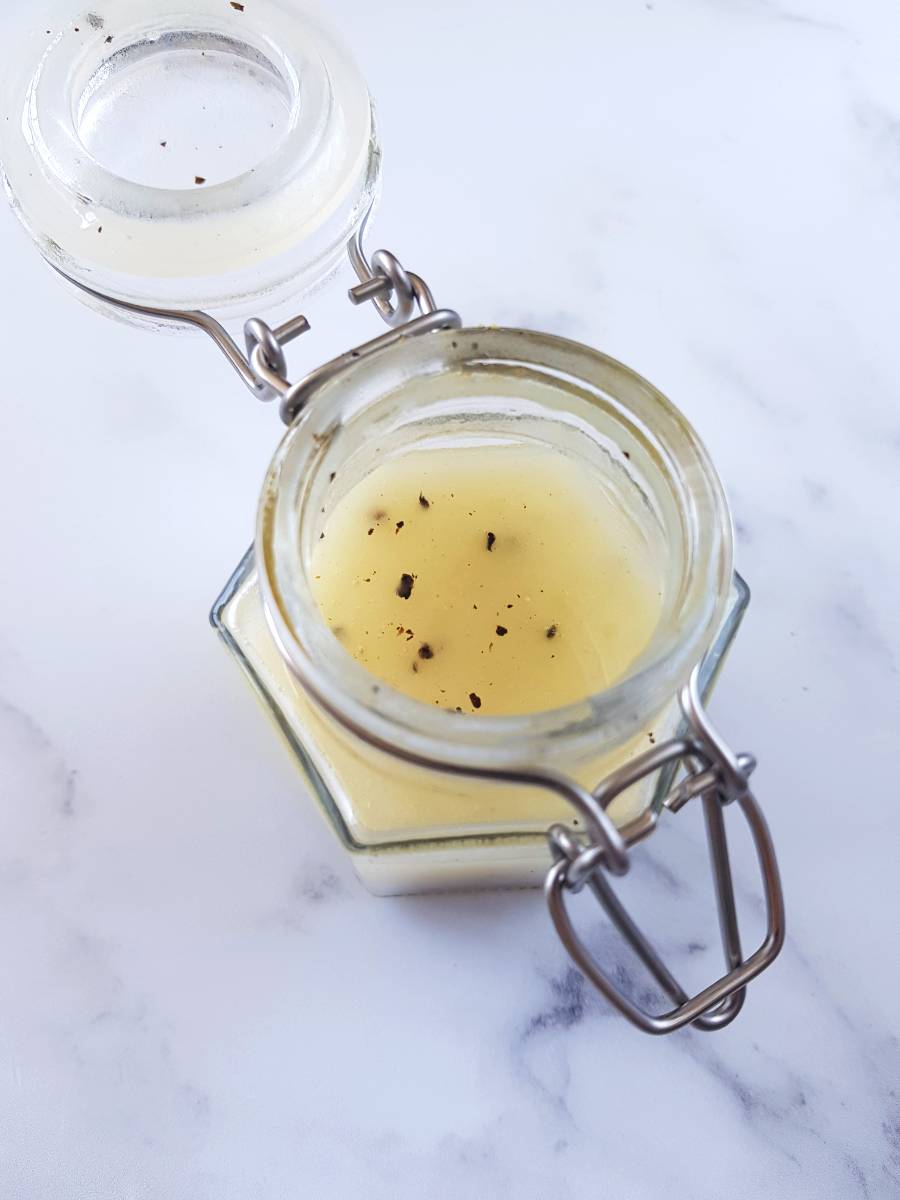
212, 327, 748, 896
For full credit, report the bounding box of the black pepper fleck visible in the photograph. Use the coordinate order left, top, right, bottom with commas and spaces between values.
230, 1, 245, 9
486, 531, 496, 552
194, 175, 206, 185
496, 625, 508, 636
469, 692, 482, 709
397, 573, 414, 599
419, 492, 430, 509
367, 528, 374, 536
396, 521, 405, 533
418, 643, 434, 660
546, 624, 558, 639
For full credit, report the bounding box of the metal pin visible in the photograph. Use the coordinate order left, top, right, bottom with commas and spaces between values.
274, 314, 311, 344
348, 276, 393, 305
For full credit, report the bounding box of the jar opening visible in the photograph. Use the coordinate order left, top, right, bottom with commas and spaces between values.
258, 328, 734, 771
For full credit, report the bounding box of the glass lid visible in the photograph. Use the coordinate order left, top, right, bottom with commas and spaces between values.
0, 0, 381, 317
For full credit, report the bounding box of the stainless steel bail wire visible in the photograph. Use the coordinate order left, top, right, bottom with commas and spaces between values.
46, 212, 784, 1035
544, 668, 785, 1034
347, 205, 439, 322
274, 219, 461, 422
50, 203, 460, 422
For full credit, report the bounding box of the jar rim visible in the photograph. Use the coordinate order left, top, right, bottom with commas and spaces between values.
257, 326, 735, 771
0, 0, 380, 317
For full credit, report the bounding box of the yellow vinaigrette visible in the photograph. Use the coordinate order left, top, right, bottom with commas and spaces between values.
311, 443, 663, 715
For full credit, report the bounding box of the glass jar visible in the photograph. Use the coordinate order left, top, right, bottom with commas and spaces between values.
212, 326, 748, 895
4, 0, 782, 1034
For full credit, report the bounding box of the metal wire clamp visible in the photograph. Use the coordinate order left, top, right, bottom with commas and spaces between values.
544, 669, 785, 1034
53, 208, 460, 421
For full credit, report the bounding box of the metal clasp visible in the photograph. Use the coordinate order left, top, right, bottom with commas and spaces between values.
347, 206, 441, 326
273, 208, 461, 423
53, 205, 460, 424
544, 669, 785, 1035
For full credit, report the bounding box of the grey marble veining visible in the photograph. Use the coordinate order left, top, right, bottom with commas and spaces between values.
1, 0, 899, 1196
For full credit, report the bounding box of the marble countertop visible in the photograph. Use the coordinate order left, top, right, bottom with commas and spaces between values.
2, 0, 899, 1196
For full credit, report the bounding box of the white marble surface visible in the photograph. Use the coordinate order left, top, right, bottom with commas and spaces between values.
2, 0, 899, 1196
